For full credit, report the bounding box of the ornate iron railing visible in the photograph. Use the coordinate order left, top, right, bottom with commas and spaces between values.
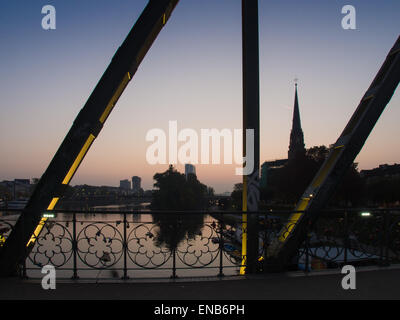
0, 210, 247, 279
0, 208, 399, 279
260, 208, 400, 272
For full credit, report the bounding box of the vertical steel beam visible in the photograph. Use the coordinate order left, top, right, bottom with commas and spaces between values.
241, 0, 260, 274
0, 0, 180, 276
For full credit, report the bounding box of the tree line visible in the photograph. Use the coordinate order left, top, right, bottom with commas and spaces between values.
230, 145, 400, 209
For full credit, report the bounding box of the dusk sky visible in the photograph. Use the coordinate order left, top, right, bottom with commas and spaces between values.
0, 0, 399, 193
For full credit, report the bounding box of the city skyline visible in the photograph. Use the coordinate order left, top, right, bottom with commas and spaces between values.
1, 1, 400, 300
0, 0, 399, 193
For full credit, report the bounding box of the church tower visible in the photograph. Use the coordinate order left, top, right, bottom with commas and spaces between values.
288, 83, 306, 161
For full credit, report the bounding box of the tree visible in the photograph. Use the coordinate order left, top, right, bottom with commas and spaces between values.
363, 176, 400, 207
306, 145, 329, 164
331, 163, 364, 207
262, 145, 365, 207
231, 183, 243, 210
150, 165, 208, 249
0, 185, 12, 201
151, 165, 208, 211
207, 187, 215, 197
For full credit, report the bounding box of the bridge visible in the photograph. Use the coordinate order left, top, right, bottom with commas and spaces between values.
1, 207, 400, 300
0, 0, 400, 303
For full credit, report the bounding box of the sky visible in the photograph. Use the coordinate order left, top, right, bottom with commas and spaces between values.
0, 0, 399, 193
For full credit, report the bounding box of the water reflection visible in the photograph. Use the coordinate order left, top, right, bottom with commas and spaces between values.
152, 213, 204, 250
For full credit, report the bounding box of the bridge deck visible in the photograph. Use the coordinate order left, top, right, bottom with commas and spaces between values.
1, 266, 399, 300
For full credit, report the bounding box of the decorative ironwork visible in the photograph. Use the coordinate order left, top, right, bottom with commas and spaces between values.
296, 211, 391, 271
127, 223, 171, 268
0, 219, 14, 246
388, 215, 400, 263
220, 222, 244, 264
29, 221, 74, 268
176, 224, 220, 268
1, 208, 399, 279
76, 222, 124, 269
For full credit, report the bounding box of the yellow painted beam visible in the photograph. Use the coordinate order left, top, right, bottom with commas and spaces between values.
62, 134, 95, 185
26, 197, 59, 247
240, 176, 247, 275
99, 72, 131, 124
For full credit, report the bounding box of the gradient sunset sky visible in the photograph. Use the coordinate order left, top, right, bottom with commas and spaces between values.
0, 0, 399, 193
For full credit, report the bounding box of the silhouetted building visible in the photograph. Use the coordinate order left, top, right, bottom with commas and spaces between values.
0, 180, 15, 190
360, 163, 400, 183
14, 179, 30, 186
261, 83, 306, 189
185, 164, 196, 179
131, 176, 141, 193
0, 179, 31, 197
260, 159, 287, 189
119, 179, 131, 190
288, 83, 306, 161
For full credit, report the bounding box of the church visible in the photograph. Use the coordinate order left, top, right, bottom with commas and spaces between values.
260, 83, 306, 189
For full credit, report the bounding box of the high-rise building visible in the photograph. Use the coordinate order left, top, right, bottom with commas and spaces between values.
131, 176, 141, 193
119, 179, 131, 190
185, 164, 196, 179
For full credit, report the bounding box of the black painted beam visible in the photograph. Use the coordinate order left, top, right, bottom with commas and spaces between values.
241, 0, 260, 274
267, 36, 400, 270
0, 0, 180, 276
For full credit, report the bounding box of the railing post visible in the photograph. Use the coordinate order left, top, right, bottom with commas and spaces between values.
344, 210, 348, 265
20, 214, 25, 278
218, 214, 224, 277
122, 212, 128, 280
384, 210, 390, 266
305, 220, 310, 274
72, 213, 78, 279
19, 214, 28, 279
21, 256, 27, 279
379, 210, 384, 266
171, 247, 177, 279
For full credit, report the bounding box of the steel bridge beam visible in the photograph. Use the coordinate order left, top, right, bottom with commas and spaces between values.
241, 0, 260, 274
267, 36, 400, 270
0, 0, 180, 276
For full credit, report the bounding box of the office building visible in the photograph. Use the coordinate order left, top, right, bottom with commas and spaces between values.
131, 176, 141, 193
185, 164, 196, 179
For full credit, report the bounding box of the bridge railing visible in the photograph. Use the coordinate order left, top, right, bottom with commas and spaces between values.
258, 208, 400, 272
296, 209, 400, 271
0, 208, 399, 279
0, 210, 247, 279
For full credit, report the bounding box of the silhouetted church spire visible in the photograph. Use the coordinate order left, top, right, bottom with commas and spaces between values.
288, 83, 306, 161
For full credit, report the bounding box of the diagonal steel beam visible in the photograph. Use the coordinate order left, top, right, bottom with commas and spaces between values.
267, 35, 400, 269
0, 0, 180, 276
